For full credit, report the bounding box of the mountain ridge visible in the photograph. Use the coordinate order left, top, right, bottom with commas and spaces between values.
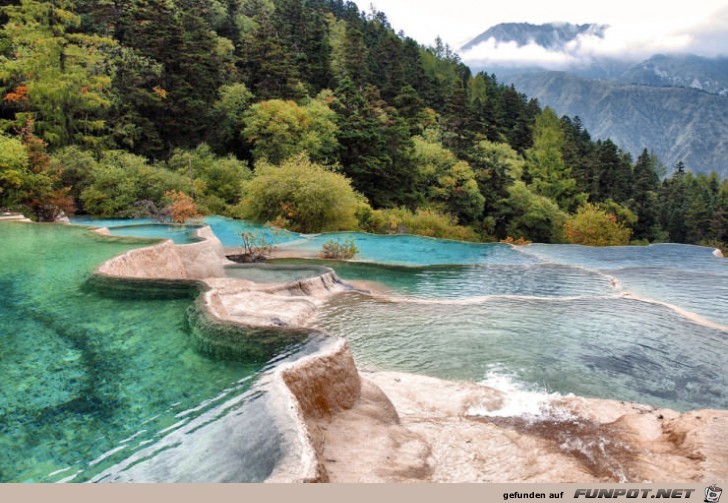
506, 71, 728, 177
459, 22, 728, 176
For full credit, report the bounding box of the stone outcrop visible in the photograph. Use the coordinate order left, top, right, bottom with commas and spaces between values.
303, 369, 728, 483
96, 225, 228, 280
200, 270, 350, 328
0, 212, 32, 222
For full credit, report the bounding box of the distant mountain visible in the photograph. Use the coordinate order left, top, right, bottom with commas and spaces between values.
460, 22, 608, 53
459, 22, 728, 177
616, 54, 728, 96
506, 72, 728, 178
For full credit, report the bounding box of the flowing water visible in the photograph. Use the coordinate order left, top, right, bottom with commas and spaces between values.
275, 241, 727, 412
0, 222, 323, 482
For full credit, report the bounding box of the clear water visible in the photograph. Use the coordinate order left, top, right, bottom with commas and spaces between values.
0, 222, 321, 482
69, 217, 202, 244
202, 215, 303, 247
225, 264, 330, 284
279, 231, 533, 266
70, 215, 304, 248
315, 294, 727, 411
275, 259, 617, 300
302, 242, 728, 412
105, 224, 203, 244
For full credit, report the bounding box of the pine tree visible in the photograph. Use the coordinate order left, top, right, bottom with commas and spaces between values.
526, 108, 585, 212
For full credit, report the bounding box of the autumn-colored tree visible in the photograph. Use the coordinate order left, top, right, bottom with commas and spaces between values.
564, 203, 632, 246
163, 190, 201, 224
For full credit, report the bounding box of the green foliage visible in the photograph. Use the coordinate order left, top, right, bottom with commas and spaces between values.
526, 108, 586, 212
207, 83, 254, 155
320, 238, 358, 259
0, 134, 30, 209
165, 144, 252, 211
504, 181, 568, 243
564, 203, 632, 246
80, 151, 186, 217
0, 0, 724, 247
0, 0, 116, 147
242, 95, 339, 164
359, 206, 481, 242
334, 78, 416, 208
236, 153, 365, 233
412, 134, 484, 223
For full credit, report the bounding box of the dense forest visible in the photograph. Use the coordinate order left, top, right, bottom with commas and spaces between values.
1, 0, 726, 249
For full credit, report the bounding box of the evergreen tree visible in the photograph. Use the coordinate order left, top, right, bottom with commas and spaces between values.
334, 78, 415, 207
629, 149, 663, 241
526, 107, 585, 212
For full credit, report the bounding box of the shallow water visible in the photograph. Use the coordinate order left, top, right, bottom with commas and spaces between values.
301, 242, 728, 412
0, 222, 318, 482
104, 224, 203, 244
315, 294, 727, 411
225, 264, 329, 284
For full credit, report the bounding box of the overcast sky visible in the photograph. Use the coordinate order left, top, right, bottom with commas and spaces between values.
351, 0, 728, 67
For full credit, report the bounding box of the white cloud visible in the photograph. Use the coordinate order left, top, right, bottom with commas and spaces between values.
461, 39, 581, 69
460, 15, 727, 70
353, 0, 728, 66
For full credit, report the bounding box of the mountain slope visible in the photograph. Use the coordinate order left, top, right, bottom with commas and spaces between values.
616, 54, 728, 96
507, 72, 728, 177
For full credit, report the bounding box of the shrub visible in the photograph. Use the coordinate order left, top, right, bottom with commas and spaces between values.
237, 153, 365, 233
163, 190, 201, 224
233, 230, 276, 262
500, 236, 532, 246
320, 238, 358, 259
564, 203, 632, 246
360, 206, 481, 242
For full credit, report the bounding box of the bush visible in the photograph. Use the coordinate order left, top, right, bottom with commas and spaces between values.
237, 153, 366, 233
230, 230, 276, 263
504, 181, 568, 244
500, 236, 532, 246
320, 238, 358, 259
163, 190, 201, 224
564, 203, 632, 246
360, 206, 481, 242
80, 151, 187, 217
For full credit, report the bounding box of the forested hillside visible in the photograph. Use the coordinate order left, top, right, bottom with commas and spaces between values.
1, 0, 726, 249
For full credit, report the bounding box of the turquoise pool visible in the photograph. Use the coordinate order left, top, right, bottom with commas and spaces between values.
0, 222, 322, 482
69, 217, 203, 244
106, 224, 203, 244
70, 216, 304, 247
225, 264, 331, 284
275, 242, 728, 412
